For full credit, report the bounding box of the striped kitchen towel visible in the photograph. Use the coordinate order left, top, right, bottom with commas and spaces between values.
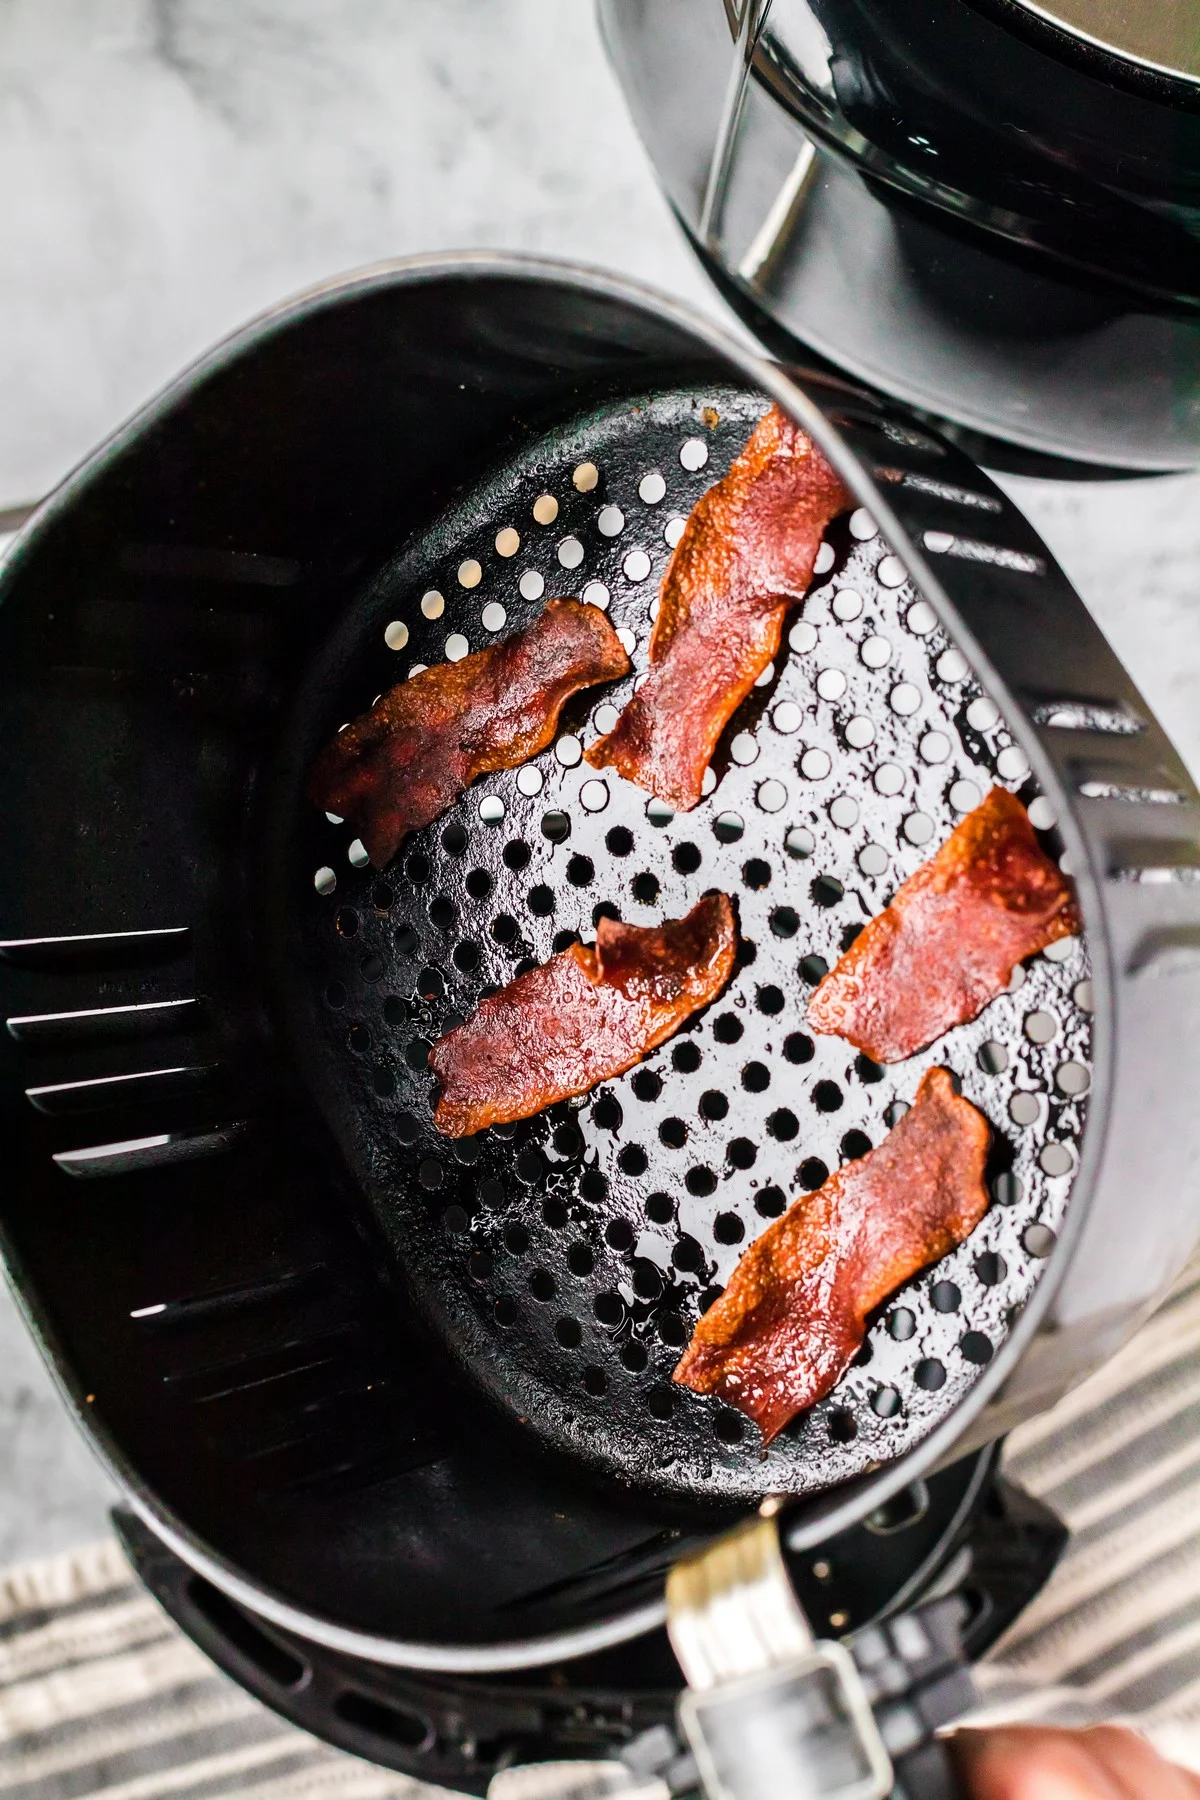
6, 1259, 1200, 1795
973, 1253, 1200, 1772
0, 1538, 435, 1800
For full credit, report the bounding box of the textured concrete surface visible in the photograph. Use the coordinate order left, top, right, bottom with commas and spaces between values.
2, 0, 1200, 1567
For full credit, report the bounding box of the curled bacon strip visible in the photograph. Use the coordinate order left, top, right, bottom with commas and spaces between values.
429, 894, 736, 1137
309, 600, 629, 867
673, 1067, 990, 1442
808, 787, 1079, 1064
585, 406, 852, 810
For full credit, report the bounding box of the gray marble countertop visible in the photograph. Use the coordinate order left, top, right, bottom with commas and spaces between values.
3, 0, 1199, 1569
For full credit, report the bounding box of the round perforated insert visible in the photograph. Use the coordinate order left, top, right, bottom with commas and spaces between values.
282, 386, 1091, 1503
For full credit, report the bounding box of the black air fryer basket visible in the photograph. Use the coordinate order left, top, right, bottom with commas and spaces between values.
3, 257, 1200, 1680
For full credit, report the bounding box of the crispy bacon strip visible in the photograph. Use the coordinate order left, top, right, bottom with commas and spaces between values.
673, 1067, 990, 1442
807, 787, 1079, 1064
429, 894, 736, 1137
585, 406, 852, 810
309, 600, 629, 867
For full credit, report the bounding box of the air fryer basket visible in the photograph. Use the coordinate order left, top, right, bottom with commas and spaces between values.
281, 382, 1093, 1505
2, 256, 1200, 1672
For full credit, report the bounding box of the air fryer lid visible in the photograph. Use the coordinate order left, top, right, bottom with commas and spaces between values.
2, 258, 1200, 1671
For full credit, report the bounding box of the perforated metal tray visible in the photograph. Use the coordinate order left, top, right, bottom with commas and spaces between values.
282, 385, 1091, 1503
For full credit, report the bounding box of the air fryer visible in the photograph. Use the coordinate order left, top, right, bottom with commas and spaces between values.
1, 263, 1198, 1791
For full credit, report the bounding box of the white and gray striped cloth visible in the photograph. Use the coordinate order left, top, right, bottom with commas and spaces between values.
969, 1253, 1200, 1774
0, 1540, 427, 1800
5, 1260, 1200, 1798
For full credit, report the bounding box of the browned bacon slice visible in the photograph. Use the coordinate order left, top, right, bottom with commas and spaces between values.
309, 600, 629, 867
585, 406, 852, 810
673, 1067, 989, 1442
429, 895, 736, 1138
807, 787, 1079, 1064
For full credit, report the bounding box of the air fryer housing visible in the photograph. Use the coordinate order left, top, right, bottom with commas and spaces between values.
2, 258, 1200, 1679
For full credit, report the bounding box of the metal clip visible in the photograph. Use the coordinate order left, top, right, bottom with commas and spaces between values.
668, 1515, 893, 1800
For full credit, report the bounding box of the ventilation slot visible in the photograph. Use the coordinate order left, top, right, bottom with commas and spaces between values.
185, 1577, 308, 1688
26, 1063, 213, 1114
829, 412, 947, 457
0, 926, 189, 970
129, 1266, 327, 1329
53, 1121, 247, 1179
1078, 780, 1184, 805
1031, 700, 1144, 735
875, 470, 1001, 513
864, 1479, 930, 1535
6, 997, 197, 1044
1109, 842, 1200, 885
922, 531, 1044, 575
1111, 864, 1200, 886
334, 1692, 435, 1751
164, 1327, 359, 1403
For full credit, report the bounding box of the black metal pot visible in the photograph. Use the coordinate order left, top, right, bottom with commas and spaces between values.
599, 0, 1200, 471
2, 256, 1199, 1683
